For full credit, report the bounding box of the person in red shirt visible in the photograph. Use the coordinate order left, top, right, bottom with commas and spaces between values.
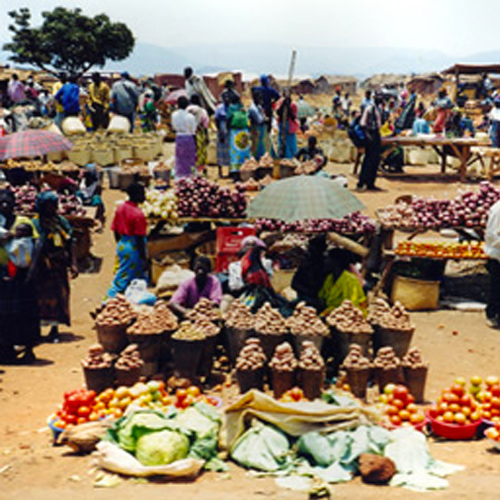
107, 183, 147, 298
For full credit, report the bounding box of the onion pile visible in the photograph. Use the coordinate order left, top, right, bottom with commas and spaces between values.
235, 337, 266, 371
378, 182, 500, 230
58, 193, 86, 217
175, 176, 247, 218
95, 295, 136, 327
255, 212, 376, 234
286, 302, 329, 336
270, 342, 297, 371
81, 344, 113, 370
141, 188, 178, 221
254, 302, 287, 335
326, 300, 373, 334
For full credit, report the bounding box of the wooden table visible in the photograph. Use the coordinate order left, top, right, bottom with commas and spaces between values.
381, 136, 492, 183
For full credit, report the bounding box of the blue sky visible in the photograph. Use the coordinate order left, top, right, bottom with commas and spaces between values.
1, 0, 500, 56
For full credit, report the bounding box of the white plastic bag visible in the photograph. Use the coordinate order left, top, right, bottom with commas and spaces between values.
125, 279, 156, 305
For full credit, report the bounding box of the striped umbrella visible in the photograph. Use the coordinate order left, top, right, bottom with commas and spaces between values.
247, 175, 364, 223
0, 129, 74, 160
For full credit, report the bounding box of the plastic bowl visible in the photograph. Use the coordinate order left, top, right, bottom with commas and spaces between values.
47, 414, 66, 443
425, 410, 481, 440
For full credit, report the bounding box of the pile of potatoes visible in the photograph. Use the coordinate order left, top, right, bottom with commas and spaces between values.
127, 301, 179, 335
95, 295, 137, 328
81, 344, 113, 370
114, 344, 143, 371
270, 342, 297, 372
236, 338, 266, 371
192, 317, 220, 338
225, 301, 254, 330
342, 344, 371, 370
372, 347, 401, 370
172, 321, 206, 341
326, 300, 373, 334
254, 302, 287, 335
402, 347, 428, 369
286, 302, 329, 337
298, 341, 325, 371
186, 298, 220, 322
367, 297, 392, 326
152, 301, 179, 331
379, 301, 413, 331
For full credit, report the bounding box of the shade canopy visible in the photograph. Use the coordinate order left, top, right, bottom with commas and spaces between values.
0, 129, 74, 160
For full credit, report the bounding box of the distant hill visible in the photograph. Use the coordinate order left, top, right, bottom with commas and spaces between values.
2, 40, 500, 79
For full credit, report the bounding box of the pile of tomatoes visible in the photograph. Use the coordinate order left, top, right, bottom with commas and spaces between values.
379, 384, 426, 428
55, 388, 97, 427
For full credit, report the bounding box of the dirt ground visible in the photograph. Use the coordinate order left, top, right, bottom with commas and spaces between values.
2, 158, 500, 500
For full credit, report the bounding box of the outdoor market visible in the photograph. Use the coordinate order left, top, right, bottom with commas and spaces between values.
5, 11, 500, 500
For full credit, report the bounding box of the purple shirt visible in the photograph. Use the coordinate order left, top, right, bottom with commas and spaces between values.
170, 275, 222, 309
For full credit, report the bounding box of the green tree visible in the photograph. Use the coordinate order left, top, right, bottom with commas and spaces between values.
3, 7, 135, 77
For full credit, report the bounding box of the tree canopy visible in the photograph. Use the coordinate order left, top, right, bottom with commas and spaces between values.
3, 7, 135, 77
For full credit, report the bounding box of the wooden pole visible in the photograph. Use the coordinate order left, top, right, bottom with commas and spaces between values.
280, 50, 297, 158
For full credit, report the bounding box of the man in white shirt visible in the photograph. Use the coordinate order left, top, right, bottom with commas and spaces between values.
171, 96, 197, 178
485, 199, 500, 327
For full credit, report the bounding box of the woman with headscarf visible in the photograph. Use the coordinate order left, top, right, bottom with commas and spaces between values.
276, 90, 300, 159
187, 94, 210, 172
76, 163, 105, 225
107, 183, 148, 299
32, 191, 78, 342
0, 189, 40, 363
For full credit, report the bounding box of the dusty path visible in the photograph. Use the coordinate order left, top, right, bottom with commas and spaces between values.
2, 163, 500, 499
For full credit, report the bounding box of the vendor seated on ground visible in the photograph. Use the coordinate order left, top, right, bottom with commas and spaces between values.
318, 248, 366, 315
291, 234, 327, 310
169, 256, 222, 317
228, 236, 273, 296
295, 136, 327, 170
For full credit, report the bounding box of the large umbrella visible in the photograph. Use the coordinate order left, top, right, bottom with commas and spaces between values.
164, 89, 188, 105
247, 175, 365, 223
0, 129, 73, 160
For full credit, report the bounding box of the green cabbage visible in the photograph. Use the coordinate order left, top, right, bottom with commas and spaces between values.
135, 429, 190, 466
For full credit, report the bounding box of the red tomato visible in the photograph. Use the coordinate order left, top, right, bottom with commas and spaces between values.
460, 394, 472, 407
490, 385, 500, 398
77, 406, 91, 418
390, 415, 402, 426
393, 385, 409, 403
393, 398, 405, 410
451, 384, 465, 397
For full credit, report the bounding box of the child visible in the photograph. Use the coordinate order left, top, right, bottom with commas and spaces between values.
4, 223, 35, 279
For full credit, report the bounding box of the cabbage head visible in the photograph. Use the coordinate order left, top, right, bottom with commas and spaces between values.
135, 429, 190, 466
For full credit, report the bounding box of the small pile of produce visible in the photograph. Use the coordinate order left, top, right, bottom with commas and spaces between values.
172, 321, 206, 341
402, 347, 428, 370
377, 182, 500, 230
279, 158, 297, 168
11, 185, 37, 214
255, 211, 376, 234
427, 381, 482, 426
192, 316, 220, 337
259, 153, 274, 168
54, 388, 97, 427
141, 188, 178, 221
95, 295, 137, 327
473, 375, 500, 422
58, 193, 86, 217
326, 300, 373, 334
81, 344, 113, 370
298, 341, 325, 371
239, 178, 260, 191
394, 241, 486, 260
269, 342, 298, 372
372, 347, 401, 371
240, 157, 259, 172
377, 300, 413, 331
175, 176, 247, 218
378, 384, 425, 428
294, 159, 317, 175
342, 343, 371, 370
367, 297, 392, 326
224, 301, 254, 330
254, 302, 287, 335
259, 174, 274, 188
186, 297, 220, 322
127, 302, 178, 335
114, 344, 144, 372
286, 302, 329, 336
152, 301, 179, 330
279, 387, 306, 402
235, 338, 266, 371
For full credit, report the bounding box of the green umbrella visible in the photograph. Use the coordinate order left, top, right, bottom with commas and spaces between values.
247, 175, 365, 223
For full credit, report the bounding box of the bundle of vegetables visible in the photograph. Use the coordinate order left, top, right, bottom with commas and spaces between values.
378, 181, 500, 230
254, 302, 287, 335
254, 211, 376, 234
286, 301, 329, 336
95, 295, 137, 327
224, 301, 254, 329
115, 344, 144, 371
141, 188, 178, 221
175, 176, 247, 218
81, 344, 113, 369
326, 300, 373, 334
186, 297, 220, 322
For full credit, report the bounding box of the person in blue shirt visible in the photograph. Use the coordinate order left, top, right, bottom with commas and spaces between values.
55, 74, 80, 117
252, 75, 280, 131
